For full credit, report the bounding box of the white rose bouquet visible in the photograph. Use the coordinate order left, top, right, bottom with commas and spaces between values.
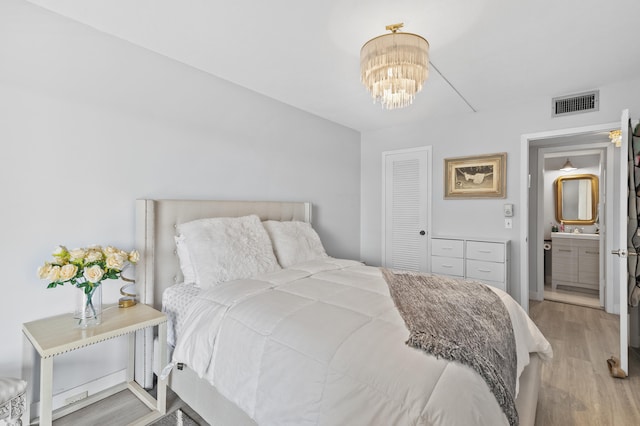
37, 245, 139, 324
38, 245, 139, 290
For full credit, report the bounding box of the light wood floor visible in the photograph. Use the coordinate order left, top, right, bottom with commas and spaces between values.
49, 300, 639, 425
51, 387, 209, 425
530, 300, 640, 425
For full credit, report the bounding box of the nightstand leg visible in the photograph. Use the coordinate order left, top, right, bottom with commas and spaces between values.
21, 332, 34, 425
127, 333, 135, 383
39, 357, 53, 426
157, 322, 167, 414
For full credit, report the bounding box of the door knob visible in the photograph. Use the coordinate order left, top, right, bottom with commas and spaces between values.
419, 230, 426, 236
611, 249, 627, 257
611, 249, 638, 257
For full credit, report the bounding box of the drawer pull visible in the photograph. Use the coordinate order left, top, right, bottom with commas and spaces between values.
442, 247, 453, 250
558, 249, 572, 252
478, 250, 492, 253
478, 269, 492, 273
442, 265, 453, 268
585, 251, 599, 255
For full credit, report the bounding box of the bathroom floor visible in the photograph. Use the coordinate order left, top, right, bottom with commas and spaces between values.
544, 283, 601, 309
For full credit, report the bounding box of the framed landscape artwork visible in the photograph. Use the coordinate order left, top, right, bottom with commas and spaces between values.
444, 152, 507, 199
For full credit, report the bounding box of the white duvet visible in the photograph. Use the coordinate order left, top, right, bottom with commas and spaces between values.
171, 258, 552, 425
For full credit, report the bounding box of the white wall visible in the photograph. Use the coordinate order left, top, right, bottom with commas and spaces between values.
0, 0, 360, 398
361, 76, 640, 306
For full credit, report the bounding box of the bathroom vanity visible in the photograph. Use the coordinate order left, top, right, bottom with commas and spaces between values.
551, 232, 599, 291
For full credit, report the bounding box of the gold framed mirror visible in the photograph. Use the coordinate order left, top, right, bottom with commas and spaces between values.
554, 174, 599, 225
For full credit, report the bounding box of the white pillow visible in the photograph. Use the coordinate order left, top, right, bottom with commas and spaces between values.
174, 234, 197, 284
177, 215, 281, 288
262, 220, 328, 268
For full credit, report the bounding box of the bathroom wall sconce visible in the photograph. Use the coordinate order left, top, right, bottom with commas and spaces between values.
560, 158, 577, 172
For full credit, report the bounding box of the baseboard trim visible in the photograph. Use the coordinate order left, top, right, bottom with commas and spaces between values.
529, 291, 543, 301
30, 369, 126, 415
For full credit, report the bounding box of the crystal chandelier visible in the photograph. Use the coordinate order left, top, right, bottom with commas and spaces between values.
360, 23, 429, 110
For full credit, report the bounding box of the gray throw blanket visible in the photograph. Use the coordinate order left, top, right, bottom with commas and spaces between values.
381, 269, 518, 426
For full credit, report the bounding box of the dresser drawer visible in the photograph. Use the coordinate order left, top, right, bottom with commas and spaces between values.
430, 236, 509, 292
466, 259, 505, 283
431, 256, 464, 277
466, 241, 505, 262
431, 238, 464, 258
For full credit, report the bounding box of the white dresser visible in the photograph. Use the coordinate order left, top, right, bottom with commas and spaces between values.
551, 233, 600, 291
431, 237, 510, 292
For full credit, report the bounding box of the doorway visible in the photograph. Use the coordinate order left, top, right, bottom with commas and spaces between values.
524, 129, 615, 314
540, 148, 605, 309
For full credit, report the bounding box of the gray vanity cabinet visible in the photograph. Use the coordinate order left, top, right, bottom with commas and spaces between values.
551, 235, 599, 291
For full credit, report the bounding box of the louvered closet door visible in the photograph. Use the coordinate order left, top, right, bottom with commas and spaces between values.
383, 147, 431, 271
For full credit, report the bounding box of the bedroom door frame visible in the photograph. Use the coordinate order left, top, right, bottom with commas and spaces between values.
520, 121, 620, 315
612, 109, 631, 374
381, 146, 432, 271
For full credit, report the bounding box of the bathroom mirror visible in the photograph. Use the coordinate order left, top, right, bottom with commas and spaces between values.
555, 174, 599, 225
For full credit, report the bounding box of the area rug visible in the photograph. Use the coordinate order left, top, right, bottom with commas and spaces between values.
150, 409, 200, 426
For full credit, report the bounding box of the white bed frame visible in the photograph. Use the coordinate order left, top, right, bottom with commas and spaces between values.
135, 199, 541, 425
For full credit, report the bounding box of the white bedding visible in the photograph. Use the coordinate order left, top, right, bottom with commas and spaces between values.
171, 258, 552, 425
162, 282, 201, 347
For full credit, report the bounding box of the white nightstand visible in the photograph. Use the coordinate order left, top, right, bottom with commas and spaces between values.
22, 303, 167, 426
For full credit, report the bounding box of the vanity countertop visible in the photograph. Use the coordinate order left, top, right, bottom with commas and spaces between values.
551, 232, 599, 240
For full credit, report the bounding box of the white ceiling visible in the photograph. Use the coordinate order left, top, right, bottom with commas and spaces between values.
26, 0, 640, 132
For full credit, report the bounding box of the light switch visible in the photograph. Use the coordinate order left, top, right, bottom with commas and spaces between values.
504, 203, 514, 217
505, 218, 513, 229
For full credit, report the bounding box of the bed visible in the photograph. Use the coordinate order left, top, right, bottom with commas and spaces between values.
135, 199, 551, 425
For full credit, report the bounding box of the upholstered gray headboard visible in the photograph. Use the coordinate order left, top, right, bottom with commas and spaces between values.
134, 199, 312, 310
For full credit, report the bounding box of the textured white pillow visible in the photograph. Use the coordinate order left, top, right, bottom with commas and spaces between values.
262, 220, 328, 268
178, 215, 281, 288
174, 234, 197, 284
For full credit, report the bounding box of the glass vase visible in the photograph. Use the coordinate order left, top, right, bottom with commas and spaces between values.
74, 285, 102, 328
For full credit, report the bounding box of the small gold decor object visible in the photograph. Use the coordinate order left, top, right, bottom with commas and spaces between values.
118, 296, 136, 308
360, 23, 429, 110
119, 275, 137, 308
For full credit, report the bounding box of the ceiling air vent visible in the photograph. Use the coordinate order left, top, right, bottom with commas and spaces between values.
552, 90, 599, 117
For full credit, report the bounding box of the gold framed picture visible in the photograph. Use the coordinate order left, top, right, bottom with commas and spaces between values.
444, 152, 507, 199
